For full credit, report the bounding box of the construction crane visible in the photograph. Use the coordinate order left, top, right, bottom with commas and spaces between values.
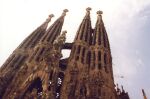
142, 89, 147, 99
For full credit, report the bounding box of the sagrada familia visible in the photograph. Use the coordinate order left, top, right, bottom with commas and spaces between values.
0, 7, 135, 99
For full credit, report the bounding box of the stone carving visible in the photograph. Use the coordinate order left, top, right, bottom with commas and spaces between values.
53, 30, 67, 50
0, 8, 130, 99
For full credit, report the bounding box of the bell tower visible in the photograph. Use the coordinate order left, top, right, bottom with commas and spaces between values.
1, 9, 68, 99
61, 8, 116, 99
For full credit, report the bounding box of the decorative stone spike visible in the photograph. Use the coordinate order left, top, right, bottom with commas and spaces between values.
86, 7, 91, 15
86, 7, 92, 12
97, 10, 103, 15
46, 14, 54, 23
61, 9, 69, 17
96, 10, 103, 23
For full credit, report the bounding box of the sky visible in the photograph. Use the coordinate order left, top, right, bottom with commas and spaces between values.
0, 0, 150, 98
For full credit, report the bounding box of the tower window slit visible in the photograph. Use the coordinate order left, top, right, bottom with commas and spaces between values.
104, 53, 108, 73
93, 52, 96, 69
89, 31, 93, 45
87, 51, 91, 66
76, 45, 81, 61
104, 53, 107, 64
98, 63, 101, 70
77, 45, 81, 54
49, 70, 53, 80
98, 51, 101, 61
98, 30, 101, 45
80, 85, 87, 96
85, 30, 88, 42
103, 31, 106, 47
93, 33, 96, 45
81, 48, 86, 63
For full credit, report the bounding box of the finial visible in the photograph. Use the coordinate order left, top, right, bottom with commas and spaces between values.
86, 7, 92, 15
61, 9, 69, 17
97, 10, 103, 16
96, 10, 103, 24
62, 30, 67, 34
86, 7, 92, 12
46, 14, 54, 23
49, 14, 54, 18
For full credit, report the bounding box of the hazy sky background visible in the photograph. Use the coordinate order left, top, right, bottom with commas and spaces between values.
0, 0, 150, 98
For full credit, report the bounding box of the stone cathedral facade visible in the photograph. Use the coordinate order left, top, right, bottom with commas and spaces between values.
0, 8, 130, 99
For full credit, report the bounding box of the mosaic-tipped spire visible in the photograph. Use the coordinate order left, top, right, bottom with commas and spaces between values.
92, 10, 113, 73
70, 7, 92, 63
85, 7, 91, 18
19, 14, 54, 49
45, 14, 54, 23
40, 9, 68, 43
74, 7, 92, 44
0, 14, 54, 98
60, 9, 68, 18
28, 10, 68, 62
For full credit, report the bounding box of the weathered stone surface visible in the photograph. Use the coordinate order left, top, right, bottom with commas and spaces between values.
0, 8, 129, 99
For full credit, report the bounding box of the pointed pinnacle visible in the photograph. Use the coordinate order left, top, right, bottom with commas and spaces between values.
97, 10, 103, 15
97, 10, 103, 24
86, 7, 92, 15
62, 30, 67, 34
46, 14, 54, 23
86, 7, 92, 12
49, 14, 54, 18
61, 9, 69, 17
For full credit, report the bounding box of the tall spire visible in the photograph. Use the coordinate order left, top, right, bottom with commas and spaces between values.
92, 10, 110, 49
2, 30, 68, 99
40, 9, 68, 43
74, 7, 92, 44
91, 10, 112, 72
19, 14, 54, 49
0, 14, 54, 98
70, 7, 92, 63
28, 9, 68, 62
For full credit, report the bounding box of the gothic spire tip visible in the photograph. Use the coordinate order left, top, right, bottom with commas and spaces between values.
97, 10, 103, 15
86, 7, 92, 12
86, 7, 92, 14
49, 14, 54, 18
62, 30, 67, 34
61, 9, 69, 17
46, 14, 54, 23
85, 7, 91, 17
